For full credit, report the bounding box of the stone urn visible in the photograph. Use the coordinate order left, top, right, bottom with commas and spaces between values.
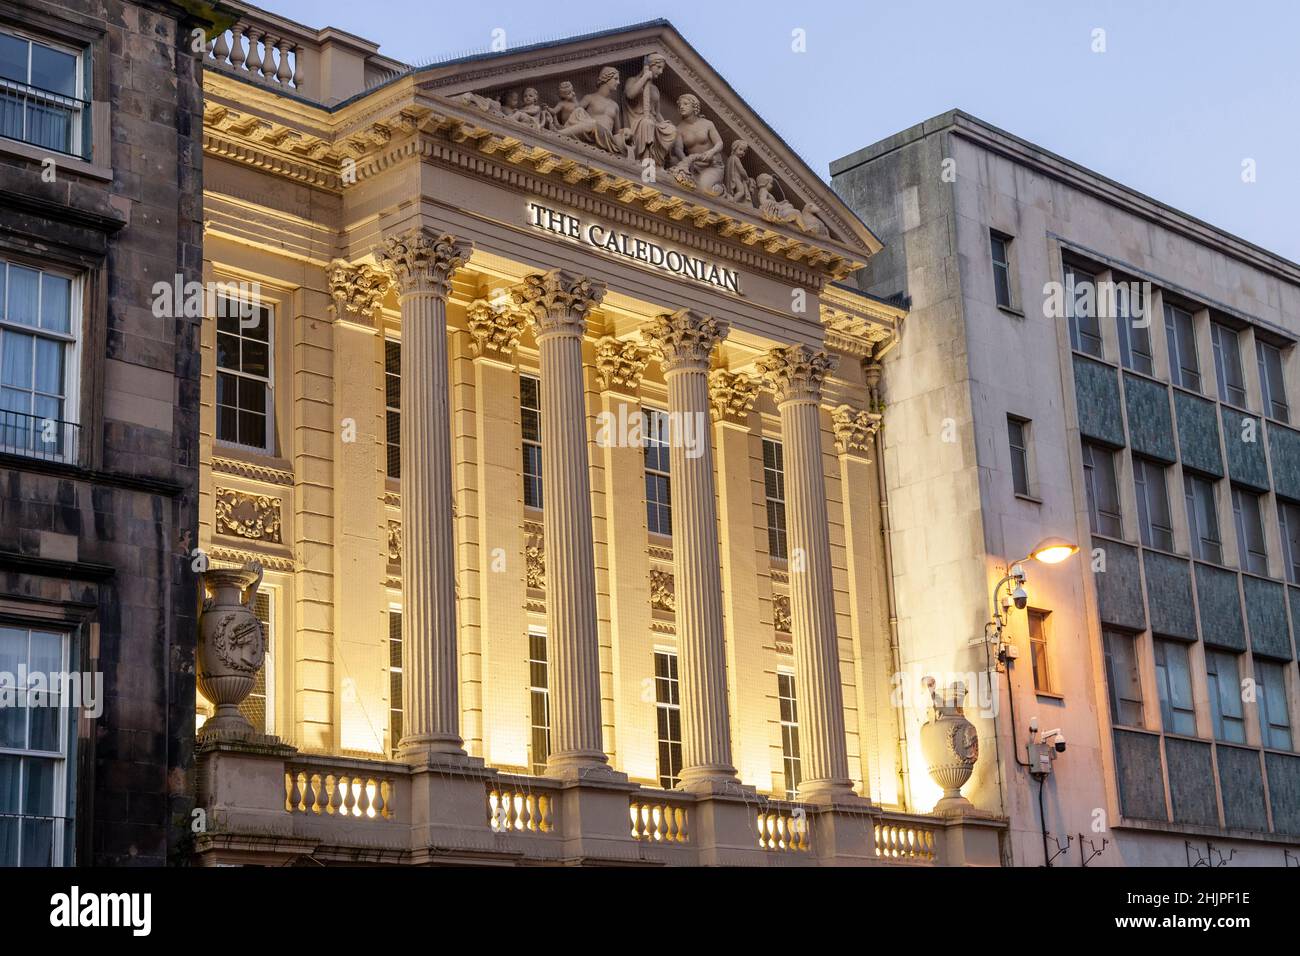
919, 679, 979, 812
197, 563, 265, 736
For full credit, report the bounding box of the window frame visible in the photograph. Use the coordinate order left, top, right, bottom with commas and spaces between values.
1205, 648, 1246, 744
1152, 637, 1197, 737
0, 26, 88, 159
989, 230, 1015, 310
1230, 485, 1268, 576
1081, 441, 1122, 538
1255, 659, 1293, 751
1065, 264, 1103, 358
1102, 629, 1144, 728
1164, 302, 1201, 393
0, 256, 83, 464
1133, 456, 1174, 552
0, 623, 76, 867
762, 437, 788, 560
1113, 279, 1154, 375
388, 604, 403, 755
1007, 415, 1032, 498
777, 669, 801, 800
520, 373, 542, 510
643, 407, 672, 537
214, 295, 275, 455
1256, 339, 1290, 424
384, 337, 400, 480
527, 626, 550, 776
1210, 321, 1247, 408
1182, 470, 1221, 564
1027, 609, 1054, 695
653, 649, 682, 789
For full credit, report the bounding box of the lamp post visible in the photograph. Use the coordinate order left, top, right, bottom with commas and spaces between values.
984, 535, 1078, 867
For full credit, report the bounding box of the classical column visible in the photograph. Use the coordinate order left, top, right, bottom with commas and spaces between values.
643, 310, 739, 792
511, 270, 615, 779
757, 344, 856, 802
376, 228, 471, 763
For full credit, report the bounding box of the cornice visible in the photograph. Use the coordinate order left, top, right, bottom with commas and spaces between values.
211, 454, 295, 486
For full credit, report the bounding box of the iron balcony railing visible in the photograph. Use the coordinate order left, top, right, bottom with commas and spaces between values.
0, 811, 73, 867
0, 409, 80, 464
0, 77, 89, 159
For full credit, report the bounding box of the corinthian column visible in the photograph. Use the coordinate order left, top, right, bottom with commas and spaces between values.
376, 227, 471, 763
757, 344, 856, 802
511, 270, 616, 780
642, 310, 740, 793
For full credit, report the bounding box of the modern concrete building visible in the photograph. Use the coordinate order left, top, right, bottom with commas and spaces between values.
833, 110, 1300, 866
0, 0, 226, 865
187, 4, 1018, 866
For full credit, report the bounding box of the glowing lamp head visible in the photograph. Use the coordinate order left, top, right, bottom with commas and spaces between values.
1028, 537, 1079, 565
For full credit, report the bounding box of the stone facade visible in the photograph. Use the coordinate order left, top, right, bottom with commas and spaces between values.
0, 0, 222, 864
833, 110, 1300, 866
183, 6, 1007, 867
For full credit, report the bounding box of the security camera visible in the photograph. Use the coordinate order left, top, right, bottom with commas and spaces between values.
1010, 563, 1027, 584
1029, 716, 1039, 734
1043, 728, 1066, 753
1011, 585, 1028, 610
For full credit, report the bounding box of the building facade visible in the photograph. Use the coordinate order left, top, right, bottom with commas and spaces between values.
833, 111, 1300, 866
0, 0, 223, 865
189, 6, 1016, 866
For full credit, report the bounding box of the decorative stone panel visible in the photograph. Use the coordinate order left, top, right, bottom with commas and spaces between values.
772, 593, 791, 634
1217, 745, 1268, 832
215, 488, 283, 543
1122, 373, 1175, 462
1266, 421, 1300, 501
1142, 550, 1196, 640
1094, 540, 1146, 631
1072, 356, 1124, 447
1194, 563, 1245, 651
1243, 576, 1291, 660
649, 567, 675, 614
1173, 390, 1223, 477
1265, 752, 1300, 835
1113, 730, 1166, 821
1220, 407, 1269, 491
387, 521, 402, 564
1165, 737, 1218, 827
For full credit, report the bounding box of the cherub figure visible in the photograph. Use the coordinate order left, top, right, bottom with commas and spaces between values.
725, 139, 755, 204
552, 68, 629, 154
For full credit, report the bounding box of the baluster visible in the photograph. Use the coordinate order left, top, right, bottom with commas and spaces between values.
229, 25, 247, 69
276, 40, 292, 85
212, 30, 229, 64
360, 778, 374, 818
239, 27, 258, 72
538, 794, 551, 833
293, 771, 307, 812
320, 774, 334, 815
373, 779, 386, 819
290, 44, 304, 90
284, 772, 295, 812
488, 789, 500, 830
260, 35, 278, 81
339, 776, 355, 817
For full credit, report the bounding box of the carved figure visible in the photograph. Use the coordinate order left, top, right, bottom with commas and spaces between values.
724, 139, 755, 204
756, 173, 829, 236
553, 68, 629, 154
624, 52, 679, 166
504, 87, 551, 129
669, 93, 724, 194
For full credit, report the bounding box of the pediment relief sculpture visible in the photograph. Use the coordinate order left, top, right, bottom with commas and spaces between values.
446, 52, 835, 240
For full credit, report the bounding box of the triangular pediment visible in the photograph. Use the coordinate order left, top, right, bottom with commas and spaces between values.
410, 22, 881, 268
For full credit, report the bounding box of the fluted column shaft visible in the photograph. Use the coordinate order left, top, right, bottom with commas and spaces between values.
644, 311, 737, 791
377, 229, 471, 762
760, 345, 855, 801
512, 271, 612, 778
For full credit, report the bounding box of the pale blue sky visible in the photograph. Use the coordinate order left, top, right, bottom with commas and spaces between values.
265, 0, 1297, 260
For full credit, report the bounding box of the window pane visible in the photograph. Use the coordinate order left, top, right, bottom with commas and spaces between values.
39, 274, 71, 334
0, 34, 26, 85
241, 339, 269, 378
1, 329, 33, 389
30, 43, 77, 97
6, 265, 39, 327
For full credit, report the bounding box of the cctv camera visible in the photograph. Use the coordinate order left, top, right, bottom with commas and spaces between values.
1042, 728, 1066, 753
1012, 585, 1028, 610
1055, 738, 1067, 753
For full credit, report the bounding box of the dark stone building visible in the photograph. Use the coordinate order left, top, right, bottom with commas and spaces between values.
0, 0, 225, 865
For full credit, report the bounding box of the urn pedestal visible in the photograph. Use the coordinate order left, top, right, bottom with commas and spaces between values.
197, 564, 266, 737
919, 680, 979, 813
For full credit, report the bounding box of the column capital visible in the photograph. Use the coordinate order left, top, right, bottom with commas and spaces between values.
708, 369, 760, 426
641, 309, 729, 373
466, 297, 529, 361
376, 227, 472, 298
328, 258, 393, 325
757, 344, 838, 405
594, 336, 651, 394
510, 270, 606, 338
831, 403, 881, 458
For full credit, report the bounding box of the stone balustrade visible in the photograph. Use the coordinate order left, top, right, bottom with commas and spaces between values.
194, 737, 1001, 865
207, 20, 305, 91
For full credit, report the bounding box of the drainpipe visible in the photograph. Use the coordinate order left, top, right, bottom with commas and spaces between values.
869, 362, 912, 809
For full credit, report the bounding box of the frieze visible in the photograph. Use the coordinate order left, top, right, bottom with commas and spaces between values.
216, 488, 283, 543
